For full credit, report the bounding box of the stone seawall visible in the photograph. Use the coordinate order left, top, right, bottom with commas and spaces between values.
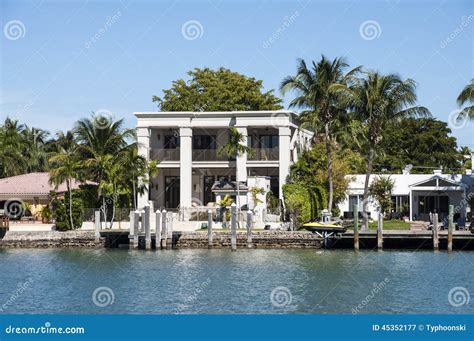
0, 231, 104, 248
173, 231, 323, 249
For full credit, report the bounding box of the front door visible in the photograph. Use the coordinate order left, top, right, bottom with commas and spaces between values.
165, 176, 180, 209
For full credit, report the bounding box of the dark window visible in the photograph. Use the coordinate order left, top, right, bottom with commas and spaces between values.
164, 135, 179, 149
193, 135, 216, 149
259, 135, 279, 149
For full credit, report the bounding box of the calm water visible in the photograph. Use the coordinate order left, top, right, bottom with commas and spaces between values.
0, 248, 473, 314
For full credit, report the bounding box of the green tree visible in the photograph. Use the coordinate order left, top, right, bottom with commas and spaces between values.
49, 144, 80, 229
0, 118, 27, 177
281, 57, 361, 213
337, 72, 430, 229
369, 176, 395, 215
153, 67, 283, 111
120, 144, 158, 210
288, 142, 349, 216
457, 79, 474, 120
375, 118, 462, 173
22, 126, 50, 173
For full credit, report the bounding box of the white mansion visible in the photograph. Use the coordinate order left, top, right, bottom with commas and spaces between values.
135, 111, 313, 218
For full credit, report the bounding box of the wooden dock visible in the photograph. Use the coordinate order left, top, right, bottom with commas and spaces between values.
332, 230, 474, 250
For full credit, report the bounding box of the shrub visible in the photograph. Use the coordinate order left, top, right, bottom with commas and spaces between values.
283, 183, 312, 227
50, 192, 84, 231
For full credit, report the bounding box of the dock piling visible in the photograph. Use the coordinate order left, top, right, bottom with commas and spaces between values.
246, 211, 253, 248
161, 209, 167, 249
207, 209, 213, 249
353, 204, 359, 251
133, 210, 139, 249
129, 211, 135, 249
377, 212, 383, 250
94, 210, 101, 243
231, 203, 237, 251
144, 205, 151, 250
155, 210, 162, 250
433, 213, 439, 250
166, 212, 173, 249
448, 205, 454, 252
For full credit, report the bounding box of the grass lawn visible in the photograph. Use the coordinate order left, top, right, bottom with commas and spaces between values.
368, 219, 411, 230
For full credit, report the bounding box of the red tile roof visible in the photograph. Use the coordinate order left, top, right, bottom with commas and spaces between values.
0, 172, 85, 196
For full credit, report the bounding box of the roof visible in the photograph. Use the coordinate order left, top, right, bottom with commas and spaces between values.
0, 172, 85, 197
346, 173, 474, 195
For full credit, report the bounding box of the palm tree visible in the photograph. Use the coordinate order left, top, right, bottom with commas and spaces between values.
0, 118, 27, 177
22, 126, 50, 173
457, 79, 474, 120
120, 143, 159, 210
218, 128, 253, 216
336, 71, 430, 229
74, 115, 133, 195
280, 56, 361, 214
49, 145, 80, 229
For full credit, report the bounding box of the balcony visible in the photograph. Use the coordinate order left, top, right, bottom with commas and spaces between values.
150, 148, 179, 161
248, 148, 279, 161
192, 149, 228, 162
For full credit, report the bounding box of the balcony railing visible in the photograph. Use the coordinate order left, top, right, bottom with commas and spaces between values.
150, 148, 180, 161
192, 149, 228, 162
248, 148, 279, 161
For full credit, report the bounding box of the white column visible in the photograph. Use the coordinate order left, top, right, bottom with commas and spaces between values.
278, 127, 291, 201
179, 127, 193, 220
409, 189, 413, 221
235, 127, 248, 183
137, 127, 150, 209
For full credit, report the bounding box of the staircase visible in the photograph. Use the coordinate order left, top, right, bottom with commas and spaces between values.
410, 221, 429, 231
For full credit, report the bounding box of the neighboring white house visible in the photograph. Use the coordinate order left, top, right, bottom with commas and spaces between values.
338, 158, 474, 224
135, 111, 313, 219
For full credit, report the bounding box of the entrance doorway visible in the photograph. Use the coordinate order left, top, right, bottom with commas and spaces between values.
165, 176, 180, 208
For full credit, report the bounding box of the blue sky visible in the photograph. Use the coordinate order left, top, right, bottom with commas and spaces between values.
1, 0, 473, 148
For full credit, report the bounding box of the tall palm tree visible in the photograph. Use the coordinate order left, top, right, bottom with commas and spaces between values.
218, 128, 253, 216
49, 145, 80, 229
22, 126, 50, 173
457, 79, 474, 120
74, 115, 133, 193
120, 143, 158, 210
0, 118, 27, 177
280, 56, 361, 214
336, 71, 430, 229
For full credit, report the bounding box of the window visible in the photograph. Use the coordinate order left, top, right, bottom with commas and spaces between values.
254, 135, 279, 149
193, 135, 216, 149
348, 195, 363, 210
164, 135, 179, 149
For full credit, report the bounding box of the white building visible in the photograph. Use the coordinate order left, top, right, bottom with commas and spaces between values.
135, 111, 312, 219
338, 161, 474, 224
